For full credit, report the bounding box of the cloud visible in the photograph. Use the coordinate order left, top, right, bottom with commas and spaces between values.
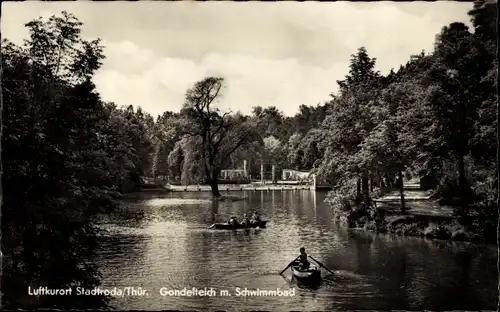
94, 41, 349, 118
3, 1, 473, 117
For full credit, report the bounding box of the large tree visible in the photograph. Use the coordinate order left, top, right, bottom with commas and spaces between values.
318, 47, 382, 203
178, 77, 261, 197
358, 81, 436, 212
1, 12, 143, 309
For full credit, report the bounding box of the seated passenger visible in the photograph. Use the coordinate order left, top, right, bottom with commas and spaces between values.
250, 211, 261, 224
241, 214, 250, 226
228, 216, 239, 226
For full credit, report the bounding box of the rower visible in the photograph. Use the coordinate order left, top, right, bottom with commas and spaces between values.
298, 247, 310, 270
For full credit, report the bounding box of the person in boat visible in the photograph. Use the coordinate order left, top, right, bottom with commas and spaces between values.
298, 247, 310, 270
228, 216, 239, 226
241, 214, 250, 226
250, 211, 261, 224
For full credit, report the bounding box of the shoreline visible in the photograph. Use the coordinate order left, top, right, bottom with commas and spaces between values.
131, 183, 488, 244
332, 207, 487, 244
364, 215, 483, 243
330, 181, 489, 244
135, 183, 317, 192
121, 184, 318, 200
166, 184, 316, 192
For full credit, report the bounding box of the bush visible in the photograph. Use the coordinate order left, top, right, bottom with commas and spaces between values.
325, 178, 358, 222
428, 157, 497, 242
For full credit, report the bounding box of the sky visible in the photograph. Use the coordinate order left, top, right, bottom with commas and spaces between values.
2, 1, 473, 118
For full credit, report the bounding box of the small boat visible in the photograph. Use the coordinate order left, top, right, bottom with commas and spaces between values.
290, 263, 321, 282
208, 220, 267, 230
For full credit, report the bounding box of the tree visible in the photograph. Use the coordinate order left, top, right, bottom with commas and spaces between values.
335, 47, 381, 198
167, 139, 187, 181
178, 77, 261, 197
299, 128, 326, 170
357, 82, 436, 212
252, 105, 288, 141
467, 0, 497, 168
337, 46, 380, 94
316, 2, 497, 242
463, 0, 498, 244
261, 135, 286, 182
318, 47, 382, 206
151, 111, 181, 179
262, 135, 283, 163
1, 12, 118, 309
295, 104, 312, 134
427, 22, 487, 217
0, 12, 4, 281
293, 103, 330, 135
119, 105, 155, 185
287, 133, 304, 170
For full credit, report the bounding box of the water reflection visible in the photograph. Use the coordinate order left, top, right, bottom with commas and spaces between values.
97, 190, 497, 311
210, 201, 218, 224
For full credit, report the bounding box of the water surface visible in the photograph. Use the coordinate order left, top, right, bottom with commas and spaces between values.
96, 190, 497, 311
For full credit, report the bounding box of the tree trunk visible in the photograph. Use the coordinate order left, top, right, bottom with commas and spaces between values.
361, 172, 369, 197
458, 92, 470, 219
398, 170, 406, 214
457, 153, 469, 216
391, 176, 397, 189
458, 154, 466, 188
260, 161, 264, 184
380, 176, 386, 189
209, 180, 221, 198
370, 178, 374, 192
356, 178, 361, 202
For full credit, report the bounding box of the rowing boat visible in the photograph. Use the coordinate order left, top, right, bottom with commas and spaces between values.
290, 263, 321, 281
208, 220, 267, 230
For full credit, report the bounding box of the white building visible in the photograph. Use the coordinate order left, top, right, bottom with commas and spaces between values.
220, 160, 248, 179
282, 169, 310, 181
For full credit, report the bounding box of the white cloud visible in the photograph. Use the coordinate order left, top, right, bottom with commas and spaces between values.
3, 1, 473, 117
94, 42, 350, 118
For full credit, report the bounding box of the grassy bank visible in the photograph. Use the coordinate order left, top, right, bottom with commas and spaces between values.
328, 205, 485, 243
353, 214, 482, 243
328, 181, 488, 244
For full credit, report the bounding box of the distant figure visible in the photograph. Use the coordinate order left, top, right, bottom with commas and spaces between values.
298, 247, 310, 270
251, 211, 261, 224
241, 214, 250, 226
228, 216, 239, 226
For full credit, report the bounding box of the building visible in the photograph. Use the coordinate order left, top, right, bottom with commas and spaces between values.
220, 160, 248, 180
220, 169, 246, 180
282, 169, 310, 181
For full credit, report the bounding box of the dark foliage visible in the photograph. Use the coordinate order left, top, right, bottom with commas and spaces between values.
1, 12, 153, 309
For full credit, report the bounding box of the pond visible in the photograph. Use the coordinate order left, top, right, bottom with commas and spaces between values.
96, 190, 497, 311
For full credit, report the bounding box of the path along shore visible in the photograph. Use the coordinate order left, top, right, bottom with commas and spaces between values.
164, 183, 315, 192
351, 181, 483, 242
373, 181, 454, 218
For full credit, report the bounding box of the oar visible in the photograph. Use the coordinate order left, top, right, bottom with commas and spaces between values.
309, 256, 335, 275
279, 256, 300, 275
